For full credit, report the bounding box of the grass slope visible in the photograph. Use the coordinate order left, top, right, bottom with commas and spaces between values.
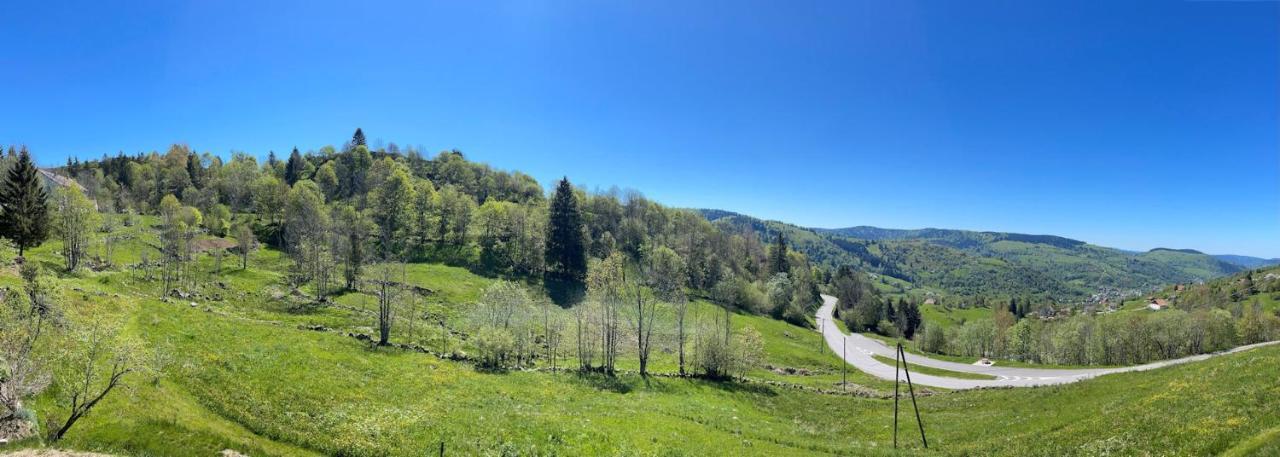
5, 222, 1279, 455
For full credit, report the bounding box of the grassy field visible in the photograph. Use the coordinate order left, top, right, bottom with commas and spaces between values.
870, 355, 996, 381
4, 224, 1279, 455
918, 303, 992, 329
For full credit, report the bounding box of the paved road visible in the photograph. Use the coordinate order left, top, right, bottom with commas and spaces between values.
816, 294, 1280, 389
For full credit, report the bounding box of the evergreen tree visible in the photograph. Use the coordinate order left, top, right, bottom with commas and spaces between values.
186, 152, 202, 187
544, 177, 587, 304
352, 128, 367, 147
284, 147, 306, 185
0, 148, 50, 257
1008, 297, 1018, 318
769, 232, 790, 275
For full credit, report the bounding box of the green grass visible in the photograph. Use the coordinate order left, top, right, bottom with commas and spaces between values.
7, 239, 1280, 456
919, 303, 992, 329
870, 355, 997, 380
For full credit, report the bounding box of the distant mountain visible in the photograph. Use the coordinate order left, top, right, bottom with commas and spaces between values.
1214, 254, 1280, 269
698, 210, 1244, 302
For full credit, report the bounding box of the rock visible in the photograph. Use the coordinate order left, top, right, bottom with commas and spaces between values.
221, 450, 249, 457
190, 302, 198, 307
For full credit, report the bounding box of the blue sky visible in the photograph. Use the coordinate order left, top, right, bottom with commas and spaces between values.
2, 1, 1277, 257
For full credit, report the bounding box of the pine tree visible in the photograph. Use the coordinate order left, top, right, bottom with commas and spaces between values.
1008, 297, 1018, 318
284, 147, 306, 185
0, 148, 50, 257
352, 128, 367, 147
544, 177, 587, 304
186, 152, 202, 187
769, 232, 790, 275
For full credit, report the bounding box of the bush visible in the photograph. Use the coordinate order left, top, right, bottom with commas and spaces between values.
876, 319, 898, 338
472, 327, 516, 369
916, 323, 946, 354
695, 325, 764, 380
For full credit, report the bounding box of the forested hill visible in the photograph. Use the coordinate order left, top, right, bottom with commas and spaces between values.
1214, 254, 1280, 269
700, 210, 1243, 302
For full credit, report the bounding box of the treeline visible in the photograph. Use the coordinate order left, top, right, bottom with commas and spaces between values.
914, 270, 1280, 366
8, 129, 825, 320
830, 266, 923, 339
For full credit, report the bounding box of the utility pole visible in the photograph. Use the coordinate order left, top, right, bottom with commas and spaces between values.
842, 336, 847, 391
818, 317, 824, 354
893, 343, 928, 449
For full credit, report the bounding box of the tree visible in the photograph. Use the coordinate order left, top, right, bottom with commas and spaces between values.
586, 255, 627, 374
768, 232, 789, 275
203, 204, 231, 237
251, 175, 288, 243
47, 318, 144, 442
895, 299, 922, 339
474, 281, 531, 331
0, 264, 58, 425
284, 181, 332, 299
408, 178, 437, 255
313, 161, 339, 200
332, 204, 370, 290
370, 262, 405, 346
284, 147, 307, 185
233, 220, 256, 270
51, 186, 99, 271
545, 178, 587, 304
766, 273, 794, 320
157, 195, 198, 295
647, 247, 689, 374
369, 167, 414, 259
352, 128, 367, 147
0, 148, 50, 257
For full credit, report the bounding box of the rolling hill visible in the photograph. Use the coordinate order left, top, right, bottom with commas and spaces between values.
701, 210, 1244, 302
1215, 254, 1280, 269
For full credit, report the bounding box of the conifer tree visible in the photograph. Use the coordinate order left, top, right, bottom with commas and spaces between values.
0, 148, 50, 257
769, 232, 790, 275
284, 147, 306, 185
544, 177, 587, 304
352, 128, 367, 147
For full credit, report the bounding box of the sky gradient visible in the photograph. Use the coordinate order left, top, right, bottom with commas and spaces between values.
2, 1, 1278, 257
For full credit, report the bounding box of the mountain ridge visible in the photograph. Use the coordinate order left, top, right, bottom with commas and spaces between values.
697, 208, 1245, 301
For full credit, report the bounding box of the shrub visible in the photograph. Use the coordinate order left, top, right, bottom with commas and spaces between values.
916, 323, 946, 354
876, 319, 898, 338
472, 327, 516, 369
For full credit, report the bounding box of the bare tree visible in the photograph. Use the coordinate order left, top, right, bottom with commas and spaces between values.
587, 255, 627, 374
646, 247, 687, 374
47, 318, 144, 442
233, 221, 255, 270
371, 262, 406, 346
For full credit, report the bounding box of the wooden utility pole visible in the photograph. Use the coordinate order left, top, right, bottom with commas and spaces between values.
893, 343, 928, 449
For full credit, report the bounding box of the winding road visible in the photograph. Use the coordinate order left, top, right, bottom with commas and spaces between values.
816, 294, 1280, 389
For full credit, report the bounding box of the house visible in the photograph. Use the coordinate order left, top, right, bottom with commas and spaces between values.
36, 169, 98, 210
38, 169, 86, 193
1174, 284, 1186, 292
924, 298, 937, 306
1147, 298, 1170, 311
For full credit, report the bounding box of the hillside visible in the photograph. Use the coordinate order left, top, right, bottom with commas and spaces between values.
702, 210, 1244, 302
3, 235, 1280, 455
1215, 254, 1280, 269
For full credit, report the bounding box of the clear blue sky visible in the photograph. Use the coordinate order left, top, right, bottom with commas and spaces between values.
2, 1, 1277, 257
